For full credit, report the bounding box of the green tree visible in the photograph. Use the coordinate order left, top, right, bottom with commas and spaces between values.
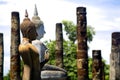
45, 40, 77, 79
3, 72, 10, 80
62, 20, 76, 43
62, 20, 95, 43
45, 20, 109, 80
103, 60, 110, 80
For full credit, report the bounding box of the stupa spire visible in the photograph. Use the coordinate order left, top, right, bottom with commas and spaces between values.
23, 9, 30, 21
32, 4, 43, 27
25, 9, 28, 17
34, 4, 38, 16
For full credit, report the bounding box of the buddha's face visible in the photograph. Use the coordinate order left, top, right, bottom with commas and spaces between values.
36, 24, 45, 40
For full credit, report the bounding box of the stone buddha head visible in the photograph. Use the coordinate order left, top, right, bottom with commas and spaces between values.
32, 4, 45, 40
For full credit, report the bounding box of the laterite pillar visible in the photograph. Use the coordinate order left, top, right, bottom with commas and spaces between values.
55, 23, 63, 68
10, 12, 21, 80
76, 7, 88, 80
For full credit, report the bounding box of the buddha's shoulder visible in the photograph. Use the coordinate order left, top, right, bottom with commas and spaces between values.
19, 43, 31, 52
20, 42, 37, 48
19, 42, 31, 47
19, 43, 38, 53
32, 40, 42, 45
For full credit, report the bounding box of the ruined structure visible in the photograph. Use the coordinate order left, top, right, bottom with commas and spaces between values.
0, 33, 4, 80
8, 5, 109, 80
76, 7, 88, 80
55, 23, 63, 68
10, 12, 21, 80
92, 50, 102, 80
110, 32, 120, 80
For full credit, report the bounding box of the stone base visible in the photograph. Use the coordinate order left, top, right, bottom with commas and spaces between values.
42, 78, 67, 80
41, 70, 67, 80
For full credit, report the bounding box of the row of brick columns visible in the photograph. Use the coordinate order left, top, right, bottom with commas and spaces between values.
76, 7, 105, 80
1, 6, 120, 80
9, 9, 106, 80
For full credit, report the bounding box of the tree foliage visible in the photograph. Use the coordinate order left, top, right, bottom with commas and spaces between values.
62, 20, 95, 43
45, 40, 77, 79
62, 20, 76, 43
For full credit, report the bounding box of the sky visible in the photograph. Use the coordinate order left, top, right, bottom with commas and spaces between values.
0, 0, 120, 76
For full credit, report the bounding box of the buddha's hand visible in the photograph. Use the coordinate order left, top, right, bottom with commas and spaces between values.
44, 49, 49, 62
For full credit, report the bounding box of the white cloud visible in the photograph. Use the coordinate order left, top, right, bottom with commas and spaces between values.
4, 56, 10, 75
88, 32, 111, 64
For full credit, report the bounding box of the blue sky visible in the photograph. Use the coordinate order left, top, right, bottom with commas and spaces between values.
0, 0, 120, 76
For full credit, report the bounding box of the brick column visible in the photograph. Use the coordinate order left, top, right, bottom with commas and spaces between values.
76, 7, 88, 80
0, 33, 4, 80
110, 32, 120, 80
10, 12, 21, 80
92, 50, 102, 80
55, 23, 63, 68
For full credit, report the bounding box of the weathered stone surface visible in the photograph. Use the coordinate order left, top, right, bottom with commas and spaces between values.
41, 64, 67, 80
41, 71, 67, 78
42, 64, 67, 72
10, 12, 21, 80
110, 32, 120, 80
92, 50, 102, 80
55, 23, 63, 68
76, 7, 88, 80
0, 33, 4, 80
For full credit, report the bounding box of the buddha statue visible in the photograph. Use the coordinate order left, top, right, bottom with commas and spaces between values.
32, 5, 49, 69
19, 10, 41, 80
31, 4, 67, 80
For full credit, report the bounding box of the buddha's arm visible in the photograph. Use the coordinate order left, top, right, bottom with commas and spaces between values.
29, 44, 41, 80
19, 44, 32, 80
40, 44, 49, 68
44, 49, 49, 62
